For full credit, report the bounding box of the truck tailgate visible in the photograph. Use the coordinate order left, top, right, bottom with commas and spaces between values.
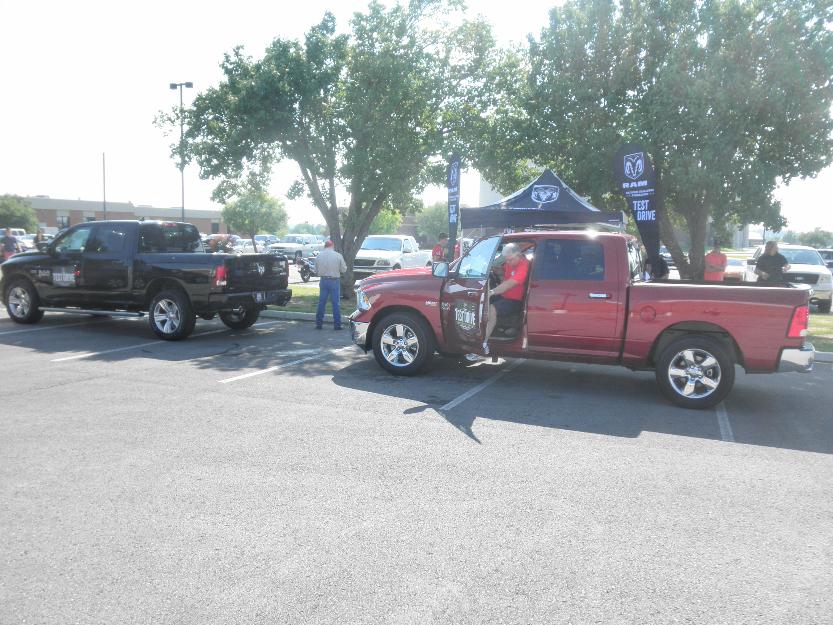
225, 254, 289, 292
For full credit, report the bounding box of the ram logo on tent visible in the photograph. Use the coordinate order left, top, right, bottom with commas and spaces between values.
624, 152, 645, 180
531, 185, 560, 204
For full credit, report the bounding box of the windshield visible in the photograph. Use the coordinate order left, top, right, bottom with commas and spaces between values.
780, 249, 824, 266
280, 235, 304, 244
361, 237, 402, 251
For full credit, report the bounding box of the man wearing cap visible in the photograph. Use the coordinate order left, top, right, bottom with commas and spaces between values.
315, 239, 347, 330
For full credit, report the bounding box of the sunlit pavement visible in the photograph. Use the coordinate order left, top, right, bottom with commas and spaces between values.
1, 310, 831, 624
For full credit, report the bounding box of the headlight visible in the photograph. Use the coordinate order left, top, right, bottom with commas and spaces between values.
374, 259, 391, 266
356, 289, 372, 311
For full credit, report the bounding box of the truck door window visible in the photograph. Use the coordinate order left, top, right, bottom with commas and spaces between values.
533, 239, 605, 280
403, 240, 414, 253
457, 236, 500, 279
53, 225, 93, 254
88, 224, 130, 254
140, 224, 201, 252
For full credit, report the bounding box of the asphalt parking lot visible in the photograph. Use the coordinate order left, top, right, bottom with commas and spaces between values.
1, 309, 832, 624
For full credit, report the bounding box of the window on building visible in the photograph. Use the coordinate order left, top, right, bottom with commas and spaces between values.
211, 222, 220, 234
57, 215, 70, 229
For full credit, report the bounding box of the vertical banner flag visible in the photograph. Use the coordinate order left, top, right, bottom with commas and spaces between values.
614, 144, 661, 257
447, 155, 461, 261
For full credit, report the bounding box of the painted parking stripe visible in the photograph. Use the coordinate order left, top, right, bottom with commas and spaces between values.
716, 402, 735, 443
219, 345, 354, 384
0, 319, 105, 336
441, 358, 526, 411
50, 320, 284, 362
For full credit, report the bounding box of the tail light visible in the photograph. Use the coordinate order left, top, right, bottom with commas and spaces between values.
212, 264, 227, 288
787, 304, 809, 338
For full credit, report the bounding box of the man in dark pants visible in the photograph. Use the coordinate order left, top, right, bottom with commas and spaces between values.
315, 240, 347, 330
756, 241, 791, 283
2, 228, 21, 261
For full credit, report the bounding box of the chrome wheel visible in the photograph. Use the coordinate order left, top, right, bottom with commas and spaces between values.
8, 286, 30, 319
153, 298, 181, 335
666, 348, 721, 400
379, 322, 420, 368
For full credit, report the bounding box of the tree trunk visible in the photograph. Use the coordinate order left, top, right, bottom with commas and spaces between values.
686, 207, 709, 280
658, 208, 690, 278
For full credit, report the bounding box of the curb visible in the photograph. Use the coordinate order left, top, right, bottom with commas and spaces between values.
815, 350, 833, 363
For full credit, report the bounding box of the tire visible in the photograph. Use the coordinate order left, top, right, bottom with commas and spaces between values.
817, 300, 831, 313
294, 251, 303, 264
372, 311, 434, 376
148, 289, 196, 340
655, 334, 735, 409
4, 279, 44, 324
218, 305, 260, 330
300, 268, 311, 282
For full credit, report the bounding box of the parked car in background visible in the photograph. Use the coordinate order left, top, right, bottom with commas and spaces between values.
817, 249, 833, 270
3, 228, 27, 238
233, 240, 258, 255
660, 245, 675, 268
205, 234, 239, 253
353, 235, 432, 277
267, 234, 324, 263
16, 234, 36, 250
745, 244, 833, 312
723, 258, 745, 282
254, 234, 278, 248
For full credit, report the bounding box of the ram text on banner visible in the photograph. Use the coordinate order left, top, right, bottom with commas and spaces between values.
613, 144, 660, 257
447, 155, 461, 262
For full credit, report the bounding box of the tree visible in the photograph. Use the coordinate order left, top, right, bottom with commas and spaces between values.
222, 189, 288, 250
367, 207, 402, 235
180, 1, 493, 290
415, 202, 449, 242
290, 222, 327, 235
468, 0, 833, 278
798, 227, 833, 248
0, 195, 38, 233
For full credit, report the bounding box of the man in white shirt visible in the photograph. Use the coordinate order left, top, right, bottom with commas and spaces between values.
315, 240, 347, 330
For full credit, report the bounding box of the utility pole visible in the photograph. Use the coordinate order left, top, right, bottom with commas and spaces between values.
169, 81, 193, 222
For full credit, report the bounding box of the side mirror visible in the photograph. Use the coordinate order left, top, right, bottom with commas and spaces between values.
746, 259, 757, 266
826, 261, 833, 270
432, 261, 449, 278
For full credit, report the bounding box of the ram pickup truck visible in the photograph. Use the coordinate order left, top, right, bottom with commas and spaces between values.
1, 220, 292, 340
350, 231, 813, 409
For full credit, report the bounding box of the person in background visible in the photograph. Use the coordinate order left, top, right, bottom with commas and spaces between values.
703, 241, 728, 281
2, 228, 21, 261
756, 241, 791, 283
33, 228, 47, 249
315, 239, 347, 330
432, 233, 448, 263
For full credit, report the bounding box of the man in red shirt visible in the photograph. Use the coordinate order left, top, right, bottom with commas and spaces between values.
703, 242, 728, 281
432, 233, 448, 263
470, 242, 529, 358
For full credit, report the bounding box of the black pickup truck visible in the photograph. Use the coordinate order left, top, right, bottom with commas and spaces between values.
0, 220, 292, 340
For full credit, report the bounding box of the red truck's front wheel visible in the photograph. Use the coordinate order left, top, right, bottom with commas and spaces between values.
372, 312, 434, 376
655, 335, 735, 409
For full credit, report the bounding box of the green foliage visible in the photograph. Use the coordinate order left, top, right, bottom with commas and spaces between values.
0, 195, 38, 233
222, 189, 288, 244
468, 0, 833, 278
178, 1, 493, 288
780, 230, 799, 244
368, 207, 402, 234
289, 222, 327, 235
798, 227, 833, 248
415, 202, 450, 241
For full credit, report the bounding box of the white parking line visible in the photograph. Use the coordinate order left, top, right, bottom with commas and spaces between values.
49, 320, 284, 362
716, 402, 735, 443
219, 345, 354, 384
0, 319, 107, 336
441, 358, 526, 411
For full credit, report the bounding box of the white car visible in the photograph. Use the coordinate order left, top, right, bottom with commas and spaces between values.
746, 244, 833, 312
267, 234, 324, 263
353, 235, 432, 276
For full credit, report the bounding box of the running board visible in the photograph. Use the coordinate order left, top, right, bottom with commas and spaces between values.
40, 307, 145, 318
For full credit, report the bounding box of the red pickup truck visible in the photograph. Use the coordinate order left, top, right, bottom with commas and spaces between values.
349, 232, 814, 409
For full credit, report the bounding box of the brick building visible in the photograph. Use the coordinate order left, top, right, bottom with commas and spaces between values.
24, 196, 228, 235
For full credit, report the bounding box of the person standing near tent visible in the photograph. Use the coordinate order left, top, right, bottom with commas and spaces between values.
704, 241, 728, 281
432, 233, 448, 263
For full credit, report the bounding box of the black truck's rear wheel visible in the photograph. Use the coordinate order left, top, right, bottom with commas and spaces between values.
149, 289, 196, 340
219, 306, 260, 330
5, 280, 44, 324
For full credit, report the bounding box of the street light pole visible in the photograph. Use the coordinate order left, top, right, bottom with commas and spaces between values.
169, 81, 193, 222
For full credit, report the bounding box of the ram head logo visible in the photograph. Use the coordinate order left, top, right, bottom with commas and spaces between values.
624, 152, 645, 180
531, 185, 560, 204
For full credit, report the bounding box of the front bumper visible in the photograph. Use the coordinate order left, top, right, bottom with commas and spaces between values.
350, 314, 370, 351
808, 287, 832, 304
778, 343, 815, 373
206, 288, 292, 310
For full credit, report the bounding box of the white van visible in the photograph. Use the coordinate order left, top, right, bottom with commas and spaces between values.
4, 228, 26, 237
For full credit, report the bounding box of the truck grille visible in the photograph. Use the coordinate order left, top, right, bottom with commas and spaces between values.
785, 273, 819, 285
354, 259, 375, 268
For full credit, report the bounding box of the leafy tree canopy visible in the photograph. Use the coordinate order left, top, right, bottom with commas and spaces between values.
0, 195, 38, 233
222, 188, 288, 247
290, 222, 327, 235
415, 202, 449, 242
798, 227, 833, 248
368, 207, 402, 235
181, 0, 494, 287
466, 0, 833, 277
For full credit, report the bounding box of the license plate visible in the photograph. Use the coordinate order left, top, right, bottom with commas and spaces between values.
255, 291, 265, 302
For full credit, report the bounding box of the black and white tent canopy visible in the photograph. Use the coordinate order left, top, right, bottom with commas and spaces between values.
461, 169, 623, 229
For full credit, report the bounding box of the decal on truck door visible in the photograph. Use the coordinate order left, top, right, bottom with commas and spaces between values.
52, 267, 77, 287
454, 300, 478, 334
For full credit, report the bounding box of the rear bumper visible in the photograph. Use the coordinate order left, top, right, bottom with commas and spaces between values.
778, 343, 814, 373
205, 288, 292, 310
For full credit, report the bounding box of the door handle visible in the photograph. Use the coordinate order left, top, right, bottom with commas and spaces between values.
588, 293, 611, 299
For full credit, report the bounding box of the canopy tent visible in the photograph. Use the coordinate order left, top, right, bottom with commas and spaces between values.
461, 169, 623, 229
